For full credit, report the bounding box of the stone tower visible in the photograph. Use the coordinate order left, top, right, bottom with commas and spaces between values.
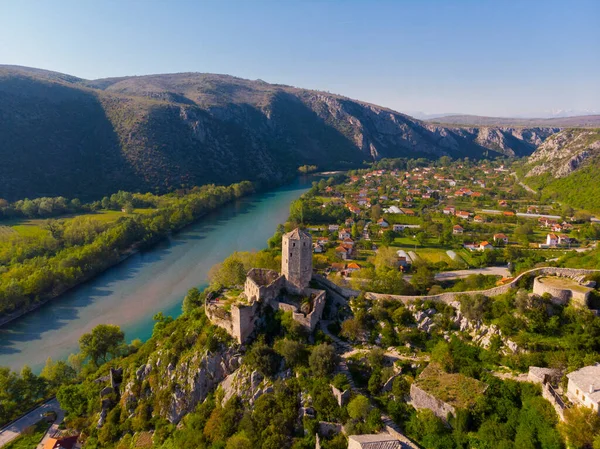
282, 228, 312, 293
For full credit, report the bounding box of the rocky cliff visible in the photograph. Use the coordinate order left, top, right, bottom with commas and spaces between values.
0, 65, 559, 200
524, 128, 600, 179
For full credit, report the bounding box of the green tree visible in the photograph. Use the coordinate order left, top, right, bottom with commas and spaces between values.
40, 358, 76, 387
57, 384, 88, 417
78, 324, 125, 365
309, 343, 337, 377
560, 406, 600, 449
182, 287, 203, 314
347, 395, 370, 421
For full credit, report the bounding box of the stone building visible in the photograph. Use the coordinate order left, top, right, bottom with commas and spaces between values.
206, 228, 326, 343
566, 364, 600, 414
282, 228, 313, 293
348, 434, 401, 449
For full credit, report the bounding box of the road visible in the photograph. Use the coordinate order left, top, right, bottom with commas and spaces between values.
511, 172, 537, 194
0, 398, 64, 448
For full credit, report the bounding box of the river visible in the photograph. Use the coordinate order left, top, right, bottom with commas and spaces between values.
0, 178, 313, 372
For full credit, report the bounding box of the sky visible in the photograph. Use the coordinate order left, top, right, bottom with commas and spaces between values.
1, 0, 599, 117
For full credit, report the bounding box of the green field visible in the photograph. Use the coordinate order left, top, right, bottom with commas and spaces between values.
0, 209, 154, 240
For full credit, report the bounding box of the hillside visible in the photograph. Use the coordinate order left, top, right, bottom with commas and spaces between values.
0, 65, 558, 200
427, 114, 600, 128
522, 128, 600, 212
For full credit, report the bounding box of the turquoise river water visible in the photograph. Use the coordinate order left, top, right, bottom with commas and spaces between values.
0, 178, 313, 372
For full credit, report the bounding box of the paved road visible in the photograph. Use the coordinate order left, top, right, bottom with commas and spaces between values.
0, 398, 63, 448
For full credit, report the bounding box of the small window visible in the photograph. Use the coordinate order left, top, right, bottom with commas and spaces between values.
293, 243, 295, 247
290, 252, 293, 258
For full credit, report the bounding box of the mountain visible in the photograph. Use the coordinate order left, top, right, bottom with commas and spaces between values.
426, 114, 600, 128
522, 128, 600, 212
0, 65, 558, 200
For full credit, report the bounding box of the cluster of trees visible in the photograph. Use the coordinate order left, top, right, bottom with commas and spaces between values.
0, 181, 254, 318
0, 196, 85, 218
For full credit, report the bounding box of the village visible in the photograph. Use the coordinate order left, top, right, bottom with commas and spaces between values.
297, 159, 599, 296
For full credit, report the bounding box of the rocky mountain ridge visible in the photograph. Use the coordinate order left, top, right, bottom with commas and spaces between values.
524, 128, 600, 179
0, 65, 559, 200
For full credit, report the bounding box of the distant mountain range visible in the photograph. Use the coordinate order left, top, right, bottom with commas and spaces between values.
424, 114, 600, 128
0, 65, 562, 200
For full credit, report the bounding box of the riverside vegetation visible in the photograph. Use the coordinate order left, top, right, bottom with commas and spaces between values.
0, 181, 254, 320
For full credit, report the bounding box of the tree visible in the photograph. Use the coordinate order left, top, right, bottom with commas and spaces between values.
347, 395, 370, 421
341, 317, 364, 341
78, 324, 125, 365
309, 343, 337, 377
57, 384, 88, 417
182, 287, 203, 314
560, 406, 600, 449
381, 230, 396, 247
244, 339, 280, 377
274, 339, 306, 368
226, 433, 253, 449
40, 358, 76, 387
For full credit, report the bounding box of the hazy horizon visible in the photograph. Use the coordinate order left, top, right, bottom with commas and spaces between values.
1, 0, 599, 117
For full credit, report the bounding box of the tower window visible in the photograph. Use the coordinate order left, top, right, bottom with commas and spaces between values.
293, 243, 295, 247
290, 252, 293, 257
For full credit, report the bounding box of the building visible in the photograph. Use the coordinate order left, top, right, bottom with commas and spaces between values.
377, 218, 389, 227
493, 233, 509, 244
479, 241, 494, 251
547, 233, 559, 247
566, 364, 600, 413
392, 224, 405, 232
474, 215, 484, 223
348, 434, 401, 449
206, 229, 326, 343
456, 211, 471, 220
443, 207, 455, 215
453, 225, 464, 235
43, 436, 79, 449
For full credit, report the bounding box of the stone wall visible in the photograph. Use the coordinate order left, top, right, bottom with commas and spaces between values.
330, 384, 351, 407
533, 277, 572, 305
244, 269, 285, 304
232, 301, 262, 344
292, 289, 326, 331
360, 267, 600, 305
410, 383, 456, 422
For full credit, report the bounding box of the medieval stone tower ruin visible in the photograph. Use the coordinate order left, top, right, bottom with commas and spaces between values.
282, 228, 312, 293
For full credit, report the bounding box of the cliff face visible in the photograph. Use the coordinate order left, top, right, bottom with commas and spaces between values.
524, 128, 600, 178
0, 65, 559, 200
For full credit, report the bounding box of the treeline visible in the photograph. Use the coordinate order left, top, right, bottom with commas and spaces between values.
0, 181, 254, 319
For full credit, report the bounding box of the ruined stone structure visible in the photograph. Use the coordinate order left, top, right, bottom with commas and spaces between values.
533, 276, 592, 307
410, 383, 457, 421
206, 228, 326, 343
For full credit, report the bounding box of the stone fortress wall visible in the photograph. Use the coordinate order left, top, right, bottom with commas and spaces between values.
533, 276, 592, 306
315, 267, 600, 306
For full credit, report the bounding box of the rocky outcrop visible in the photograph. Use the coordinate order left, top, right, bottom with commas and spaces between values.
218, 365, 292, 406
121, 348, 241, 424
525, 129, 600, 179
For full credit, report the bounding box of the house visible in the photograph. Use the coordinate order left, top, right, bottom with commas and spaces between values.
348, 434, 402, 449
456, 211, 471, 220
392, 224, 405, 232
464, 243, 479, 251
503, 211, 515, 217
493, 233, 509, 244
551, 223, 563, 232
400, 208, 415, 215
43, 436, 79, 449
377, 218, 389, 227
339, 229, 351, 240
330, 262, 346, 272
499, 200, 508, 207
546, 233, 559, 247
328, 224, 340, 232
558, 234, 571, 245
453, 225, 464, 235
348, 205, 361, 214
384, 205, 402, 214
346, 262, 361, 273
345, 218, 355, 226
335, 245, 351, 260
479, 241, 494, 251
443, 207, 456, 215
313, 243, 324, 253
343, 237, 355, 247
474, 215, 484, 223
566, 364, 600, 414
317, 237, 329, 245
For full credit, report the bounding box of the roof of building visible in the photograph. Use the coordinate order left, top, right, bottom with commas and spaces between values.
348, 434, 401, 448
44, 436, 78, 449
567, 364, 600, 402
285, 228, 311, 240
494, 233, 508, 239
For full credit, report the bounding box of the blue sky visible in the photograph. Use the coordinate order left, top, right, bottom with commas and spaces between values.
1, 0, 598, 116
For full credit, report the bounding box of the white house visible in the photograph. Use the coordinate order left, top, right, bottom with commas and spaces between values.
453, 225, 464, 235
546, 233, 559, 247
479, 241, 494, 251
566, 364, 600, 414
493, 233, 509, 244
393, 224, 405, 232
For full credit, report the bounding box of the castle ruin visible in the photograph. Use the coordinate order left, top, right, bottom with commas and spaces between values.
206, 228, 326, 343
